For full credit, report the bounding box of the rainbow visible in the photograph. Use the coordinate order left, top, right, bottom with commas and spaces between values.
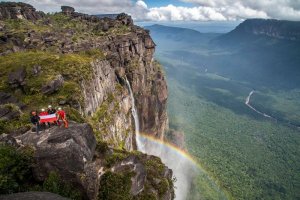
137, 132, 231, 199
138, 132, 199, 165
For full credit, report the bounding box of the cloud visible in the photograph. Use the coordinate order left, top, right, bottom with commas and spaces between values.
22, 0, 133, 14
14, 0, 300, 21
181, 0, 300, 20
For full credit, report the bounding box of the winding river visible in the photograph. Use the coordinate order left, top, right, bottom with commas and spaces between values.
245, 90, 274, 119
245, 90, 300, 129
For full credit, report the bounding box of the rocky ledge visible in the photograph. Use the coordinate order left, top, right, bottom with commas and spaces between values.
1, 122, 174, 199
0, 2, 43, 20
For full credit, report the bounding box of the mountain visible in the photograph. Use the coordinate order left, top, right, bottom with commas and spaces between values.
215, 18, 300, 45
95, 14, 119, 19
0, 2, 173, 199
145, 24, 220, 44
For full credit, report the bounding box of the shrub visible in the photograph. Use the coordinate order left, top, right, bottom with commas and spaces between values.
42, 171, 82, 200
98, 171, 133, 200
0, 145, 34, 194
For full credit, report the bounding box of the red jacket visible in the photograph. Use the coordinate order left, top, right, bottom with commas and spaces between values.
57, 110, 66, 119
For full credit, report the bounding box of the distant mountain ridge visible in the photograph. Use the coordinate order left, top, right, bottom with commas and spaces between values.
95, 14, 119, 19
146, 24, 220, 44
219, 18, 300, 42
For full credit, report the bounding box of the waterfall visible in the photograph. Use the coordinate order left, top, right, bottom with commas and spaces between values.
124, 77, 145, 152
124, 77, 225, 199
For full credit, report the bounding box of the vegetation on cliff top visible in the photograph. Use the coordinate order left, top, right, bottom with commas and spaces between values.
0, 50, 104, 134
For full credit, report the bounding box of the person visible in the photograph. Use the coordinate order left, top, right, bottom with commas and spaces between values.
47, 105, 56, 114
30, 111, 40, 134
57, 107, 69, 128
39, 108, 50, 129
47, 105, 57, 125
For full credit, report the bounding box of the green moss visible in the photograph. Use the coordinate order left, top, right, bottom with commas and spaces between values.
134, 192, 157, 200
145, 157, 165, 175
89, 92, 122, 147
64, 107, 85, 123
134, 154, 174, 199
0, 106, 31, 134
0, 145, 34, 194
105, 151, 129, 168
3, 19, 50, 34
0, 50, 105, 132
98, 171, 133, 200
153, 60, 164, 74
157, 178, 169, 197
42, 171, 82, 200
95, 141, 109, 154
116, 83, 124, 94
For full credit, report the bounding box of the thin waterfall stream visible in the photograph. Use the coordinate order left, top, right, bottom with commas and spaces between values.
124, 77, 145, 152
124, 77, 204, 200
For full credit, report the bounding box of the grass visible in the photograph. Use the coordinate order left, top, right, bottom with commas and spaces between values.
0, 50, 105, 134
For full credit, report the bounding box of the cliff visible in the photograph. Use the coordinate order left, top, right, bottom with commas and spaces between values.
214, 18, 300, 46
0, 2, 172, 199
234, 19, 300, 41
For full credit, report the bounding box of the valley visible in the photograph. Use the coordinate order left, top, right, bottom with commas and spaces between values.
146, 22, 300, 199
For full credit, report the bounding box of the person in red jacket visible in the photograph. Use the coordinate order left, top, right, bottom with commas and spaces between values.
57, 107, 69, 128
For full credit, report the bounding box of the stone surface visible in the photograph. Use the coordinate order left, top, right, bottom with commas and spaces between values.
0, 2, 43, 20
0, 106, 20, 122
10, 122, 174, 200
41, 75, 64, 94
61, 6, 75, 15
32, 65, 42, 76
8, 67, 26, 89
0, 133, 20, 147
0, 192, 69, 200
112, 155, 146, 195
0, 92, 19, 105
0, 92, 25, 110
16, 123, 97, 199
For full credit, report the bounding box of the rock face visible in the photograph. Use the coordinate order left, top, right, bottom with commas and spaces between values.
83, 30, 168, 143
15, 123, 99, 199
0, 92, 22, 106
0, 2, 43, 20
8, 67, 26, 89
41, 75, 64, 95
61, 6, 75, 15
0, 3, 173, 199
16, 123, 97, 198
12, 122, 174, 200
223, 19, 300, 41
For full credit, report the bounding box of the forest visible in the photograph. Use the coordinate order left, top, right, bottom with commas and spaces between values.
147, 24, 300, 199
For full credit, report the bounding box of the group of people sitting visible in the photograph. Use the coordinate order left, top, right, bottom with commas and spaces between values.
30, 105, 68, 134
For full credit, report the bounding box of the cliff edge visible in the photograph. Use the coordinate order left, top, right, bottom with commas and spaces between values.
0, 2, 173, 199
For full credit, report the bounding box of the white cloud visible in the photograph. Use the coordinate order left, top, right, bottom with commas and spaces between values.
145, 5, 227, 21
181, 0, 300, 20
13, 0, 300, 21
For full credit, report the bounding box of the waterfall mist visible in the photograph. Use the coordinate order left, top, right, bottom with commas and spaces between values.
125, 77, 197, 200
141, 136, 198, 200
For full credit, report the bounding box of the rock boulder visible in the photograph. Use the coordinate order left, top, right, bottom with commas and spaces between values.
16, 123, 97, 199
8, 67, 27, 89
41, 75, 64, 95
0, 2, 43, 20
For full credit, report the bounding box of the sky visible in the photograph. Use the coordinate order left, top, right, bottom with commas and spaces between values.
3, 0, 300, 21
